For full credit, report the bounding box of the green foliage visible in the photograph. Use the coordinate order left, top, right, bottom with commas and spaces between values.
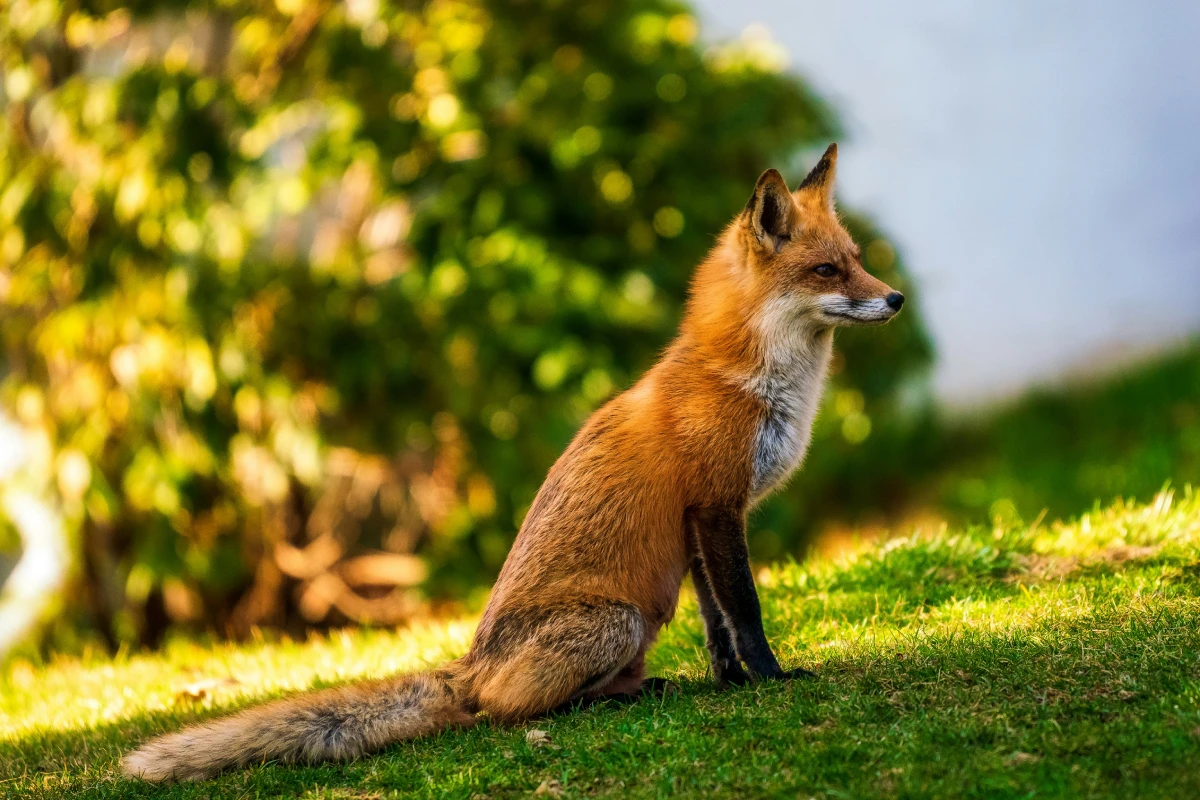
5, 491, 1200, 798
0, 0, 930, 647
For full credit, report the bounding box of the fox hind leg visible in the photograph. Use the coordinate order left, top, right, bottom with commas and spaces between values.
473, 599, 644, 723
586, 653, 676, 699
587, 656, 678, 703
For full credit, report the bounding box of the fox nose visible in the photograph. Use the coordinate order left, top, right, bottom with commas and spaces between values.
886, 292, 905, 311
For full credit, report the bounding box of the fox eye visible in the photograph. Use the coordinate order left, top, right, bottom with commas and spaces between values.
813, 263, 837, 278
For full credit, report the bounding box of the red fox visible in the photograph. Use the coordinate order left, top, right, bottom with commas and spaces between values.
122, 144, 904, 781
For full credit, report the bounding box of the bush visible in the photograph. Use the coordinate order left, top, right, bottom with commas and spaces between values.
0, 0, 930, 650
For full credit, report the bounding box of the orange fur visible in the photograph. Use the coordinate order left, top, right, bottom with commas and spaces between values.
122, 144, 903, 782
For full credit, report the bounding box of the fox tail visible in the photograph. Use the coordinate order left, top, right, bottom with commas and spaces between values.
121, 668, 476, 782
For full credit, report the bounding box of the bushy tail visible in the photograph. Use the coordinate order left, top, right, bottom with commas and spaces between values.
121, 669, 476, 782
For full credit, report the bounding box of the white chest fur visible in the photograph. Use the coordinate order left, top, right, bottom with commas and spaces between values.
745, 309, 833, 501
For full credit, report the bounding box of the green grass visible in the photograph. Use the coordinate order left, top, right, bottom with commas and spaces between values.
5, 490, 1200, 799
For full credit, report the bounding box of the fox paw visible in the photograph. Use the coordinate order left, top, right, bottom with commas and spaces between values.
713, 663, 752, 689
781, 666, 817, 680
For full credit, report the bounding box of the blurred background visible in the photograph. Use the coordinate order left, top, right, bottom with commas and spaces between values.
695, 0, 1200, 406
0, 0, 1196, 660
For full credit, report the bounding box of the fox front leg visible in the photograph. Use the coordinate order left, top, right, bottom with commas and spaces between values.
689, 556, 751, 686
689, 506, 814, 682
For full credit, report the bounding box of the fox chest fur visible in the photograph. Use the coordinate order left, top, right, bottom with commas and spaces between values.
745, 318, 834, 501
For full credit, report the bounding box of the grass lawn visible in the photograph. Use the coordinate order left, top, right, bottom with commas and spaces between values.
4, 490, 1200, 799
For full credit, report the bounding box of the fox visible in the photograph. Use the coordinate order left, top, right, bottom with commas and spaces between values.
122, 143, 905, 782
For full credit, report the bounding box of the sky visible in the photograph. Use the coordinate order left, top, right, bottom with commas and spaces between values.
692, 0, 1200, 407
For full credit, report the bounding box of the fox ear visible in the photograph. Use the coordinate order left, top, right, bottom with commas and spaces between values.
745, 168, 797, 251
796, 143, 838, 210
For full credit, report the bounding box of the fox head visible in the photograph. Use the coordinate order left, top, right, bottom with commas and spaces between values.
739, 144, 904, 327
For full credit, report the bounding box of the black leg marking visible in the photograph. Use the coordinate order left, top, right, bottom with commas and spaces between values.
690, 556, 751, 687
689, 506, 785, 680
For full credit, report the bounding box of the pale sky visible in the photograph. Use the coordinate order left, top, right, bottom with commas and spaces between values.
693, 0, 1200, 406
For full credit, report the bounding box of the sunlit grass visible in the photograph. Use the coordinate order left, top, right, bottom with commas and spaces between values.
4, 489, 1200, 798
